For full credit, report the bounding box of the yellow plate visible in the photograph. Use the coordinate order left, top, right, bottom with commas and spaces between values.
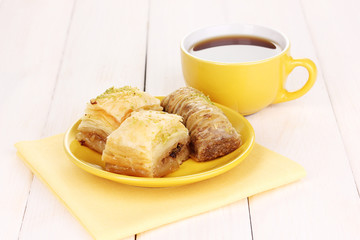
64, 101, 255, 187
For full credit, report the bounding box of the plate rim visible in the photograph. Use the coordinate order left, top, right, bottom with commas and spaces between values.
64, 101, 255, 187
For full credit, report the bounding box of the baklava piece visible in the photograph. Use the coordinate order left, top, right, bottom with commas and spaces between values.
102, 110, 190, 177
76, 86, 162, 153
161, 87, 241, 161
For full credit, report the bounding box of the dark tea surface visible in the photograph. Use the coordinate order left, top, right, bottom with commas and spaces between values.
190, 35, 282, 63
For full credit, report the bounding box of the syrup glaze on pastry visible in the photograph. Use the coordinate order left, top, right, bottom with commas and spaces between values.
102, 110, 190, 177
161, 87, 241, 161
76, 86, 162, 153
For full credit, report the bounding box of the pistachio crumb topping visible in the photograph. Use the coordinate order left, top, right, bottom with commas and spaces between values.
95, 86, 141, 100
129, 111, 184, 144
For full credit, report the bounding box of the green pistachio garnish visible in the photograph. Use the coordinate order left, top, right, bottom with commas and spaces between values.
95, 86, 141, 100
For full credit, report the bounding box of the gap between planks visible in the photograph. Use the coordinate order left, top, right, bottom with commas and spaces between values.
143, 0, 151, 92
17, 0, 78, 238
40, 0, 78, 138
298, 0, 359, 197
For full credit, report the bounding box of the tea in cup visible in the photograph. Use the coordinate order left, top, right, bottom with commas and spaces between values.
181, 24, 317, 115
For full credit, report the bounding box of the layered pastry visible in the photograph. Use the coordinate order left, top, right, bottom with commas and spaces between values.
76, 86, 162, 153
161, 87, 241, 161
102, 110, 190, 177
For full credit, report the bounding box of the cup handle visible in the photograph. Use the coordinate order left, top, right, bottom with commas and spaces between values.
273, 57, 317, 103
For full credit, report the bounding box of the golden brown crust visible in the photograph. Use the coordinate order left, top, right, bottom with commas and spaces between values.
161, 87, 241, 161
75, 131, 107, 154
102, 110, 190, 177
105, 142, 189, 177
76, 86, 162, 153
153, 141, 190, 177
104, 163, 152, 177
189, 127, 241, 161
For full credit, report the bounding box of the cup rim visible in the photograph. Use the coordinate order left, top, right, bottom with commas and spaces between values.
180, 23, 290, 65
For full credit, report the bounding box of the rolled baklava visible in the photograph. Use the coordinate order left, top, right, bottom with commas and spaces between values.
161, 87, 241, 161
76, 86, 162, 153
102, 110, 190, 177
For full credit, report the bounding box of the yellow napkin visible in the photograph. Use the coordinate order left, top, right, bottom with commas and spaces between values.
15, 134, 305, 240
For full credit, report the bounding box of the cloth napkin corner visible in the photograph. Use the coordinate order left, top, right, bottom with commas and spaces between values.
15, 134, 306, 240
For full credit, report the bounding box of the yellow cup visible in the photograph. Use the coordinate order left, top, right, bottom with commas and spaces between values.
181, 24, 317, 115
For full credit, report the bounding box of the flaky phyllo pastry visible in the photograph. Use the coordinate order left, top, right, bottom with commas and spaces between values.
102, 110, 190, 177
76, 86, 162, 153
161, 87, 241, 161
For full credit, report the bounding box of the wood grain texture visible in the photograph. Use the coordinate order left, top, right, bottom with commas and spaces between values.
1, 0, 360, 239
145, 0, 228, 96
137, 200, 252, 240
228, 0, 360, 239
41, 0, 149, 137
0, 0, 75, 239
301, 0, 360, 189
145, 0, 360, 239
142, 0, 252, 239
18, 178, 91, 240
18, 0, 148, 239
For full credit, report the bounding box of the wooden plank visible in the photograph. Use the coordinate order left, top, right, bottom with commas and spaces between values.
18, 178, 91, 240
3, 0, 358, 239
138, 200, 252, 240
18, 0, 148, 239
0, 0, 75, 239
144, 0, 360, 239
301, 0, 360, 189
140, 0, 252, 239
41, 0, 149, 136
145, 0, 229, 96
224, 0, 360, 239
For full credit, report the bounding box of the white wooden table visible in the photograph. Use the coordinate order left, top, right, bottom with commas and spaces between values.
1, 0, 360, 239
